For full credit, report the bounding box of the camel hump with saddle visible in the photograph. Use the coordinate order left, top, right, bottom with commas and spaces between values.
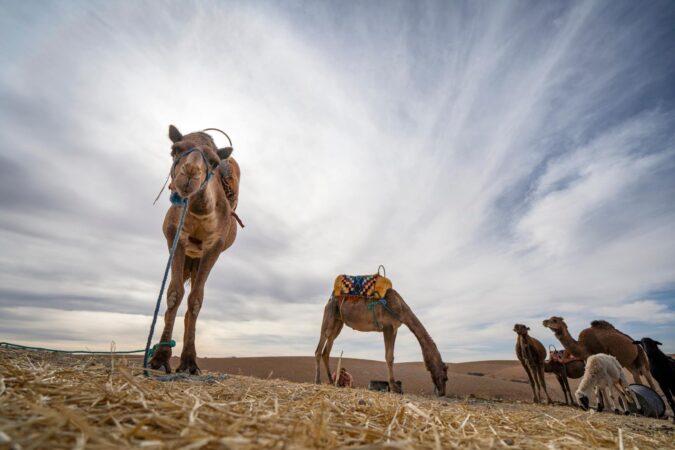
315, 265, 449, 397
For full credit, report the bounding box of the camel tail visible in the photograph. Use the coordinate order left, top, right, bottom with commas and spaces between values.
386, 289, 444, 370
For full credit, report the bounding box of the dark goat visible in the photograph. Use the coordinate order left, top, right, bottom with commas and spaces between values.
634, 338, 675, 417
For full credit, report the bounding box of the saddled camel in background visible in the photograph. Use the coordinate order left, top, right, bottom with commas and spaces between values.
544, 349, 585, 406
315, 289, 448, 396
149, 125, 240, 374
543, 316, 656, 390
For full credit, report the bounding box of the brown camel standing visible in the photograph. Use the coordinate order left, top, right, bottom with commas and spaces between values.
542, 317, 656, 390
513, 324, 552, 403
544, 349, 585, 406
314, 289, 448, 396
149, 125, 240, 374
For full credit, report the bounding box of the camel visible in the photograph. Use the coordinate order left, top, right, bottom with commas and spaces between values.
148, 125, 240, 374
544, 349, 585, 406
542, 316, 656, 390
513, 324, 552, 403
314, 288, 448, 396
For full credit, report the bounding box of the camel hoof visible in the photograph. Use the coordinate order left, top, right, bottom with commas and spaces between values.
149, 353, 172, 374
177, 359, 201, 375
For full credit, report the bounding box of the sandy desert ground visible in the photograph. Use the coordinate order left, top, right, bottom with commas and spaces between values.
156, 355, 670, 408
2, 349, 674, 450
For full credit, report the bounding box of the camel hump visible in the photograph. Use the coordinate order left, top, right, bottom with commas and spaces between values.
590, 320, 636, 342
590, 320, 615, 329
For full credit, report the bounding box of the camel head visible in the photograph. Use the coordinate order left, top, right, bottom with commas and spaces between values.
542, 316, 567, 335
167, 125, 222, 198
430, 362, 448, 397
512, 323, 530, 336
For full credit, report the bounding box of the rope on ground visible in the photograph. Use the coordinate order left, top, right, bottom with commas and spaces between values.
0, 342, 144, 355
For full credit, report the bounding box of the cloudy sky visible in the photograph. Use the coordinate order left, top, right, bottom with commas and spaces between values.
1, 1, 674, 363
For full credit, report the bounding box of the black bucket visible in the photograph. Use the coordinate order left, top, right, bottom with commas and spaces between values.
368, 380, 403, 394
627, 384, 666, 418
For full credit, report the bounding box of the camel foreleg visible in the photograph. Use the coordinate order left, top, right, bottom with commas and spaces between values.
522, 363, 539, 403
534, 363, 552, 404
321, 320, 343, 384
383, 326, 400, 393
177, 246, 220, 374
149, 244, 187, 373
315, 299, 336, 384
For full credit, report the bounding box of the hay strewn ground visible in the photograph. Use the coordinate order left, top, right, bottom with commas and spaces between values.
0, 349, 673, 449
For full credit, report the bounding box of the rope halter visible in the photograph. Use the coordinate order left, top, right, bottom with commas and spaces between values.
169, 147, 214, 204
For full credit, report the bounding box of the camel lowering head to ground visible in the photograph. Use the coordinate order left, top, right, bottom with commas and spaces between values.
513, 324, 552, 404
148, 125, 241, 374
315, 288, 448, 396
542, 316, 656, 390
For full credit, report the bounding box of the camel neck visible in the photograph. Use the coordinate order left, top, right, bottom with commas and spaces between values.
555, 328, 587, 358
405, 311, 445, 372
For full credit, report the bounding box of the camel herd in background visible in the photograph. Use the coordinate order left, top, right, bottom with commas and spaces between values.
514, 316, 675, 417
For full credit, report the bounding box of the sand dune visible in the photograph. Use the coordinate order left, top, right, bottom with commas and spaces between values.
158, 356, 580, 402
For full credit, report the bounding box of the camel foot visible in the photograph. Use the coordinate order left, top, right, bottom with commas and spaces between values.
148, 350, 172, 374
389, 381, 402, 394
177, 357, 201, 375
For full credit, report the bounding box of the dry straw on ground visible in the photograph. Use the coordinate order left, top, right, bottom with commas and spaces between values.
0, 348, 673, 449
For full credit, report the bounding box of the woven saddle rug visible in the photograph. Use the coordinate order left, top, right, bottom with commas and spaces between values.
333, 273, 392, 300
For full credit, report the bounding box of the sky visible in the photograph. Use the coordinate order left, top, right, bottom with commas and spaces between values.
0, 0, 674, 363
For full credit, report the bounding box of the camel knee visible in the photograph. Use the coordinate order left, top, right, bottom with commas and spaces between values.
186, 290, 204, 317
167, 288, 184, 310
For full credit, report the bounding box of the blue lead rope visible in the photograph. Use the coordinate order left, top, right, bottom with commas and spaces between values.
143, 197, 189, 375
367, 298, 401, 329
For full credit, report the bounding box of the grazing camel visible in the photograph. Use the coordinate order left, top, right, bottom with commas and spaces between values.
149, 125, 240, 374
513, 324, 552, 404
542, 317, 656, 390
544, 349, 585, 406
315, 288, 448, 396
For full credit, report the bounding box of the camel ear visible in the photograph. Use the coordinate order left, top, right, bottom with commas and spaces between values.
217, 146, 233, 160
526, 326, 530, 330
655, 340, 663, 346
169, 124, 183, 143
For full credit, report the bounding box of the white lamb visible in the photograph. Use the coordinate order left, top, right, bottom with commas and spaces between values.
575, 354, 640, 414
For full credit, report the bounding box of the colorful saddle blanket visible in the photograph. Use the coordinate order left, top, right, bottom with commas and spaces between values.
333, 273, 392, 299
